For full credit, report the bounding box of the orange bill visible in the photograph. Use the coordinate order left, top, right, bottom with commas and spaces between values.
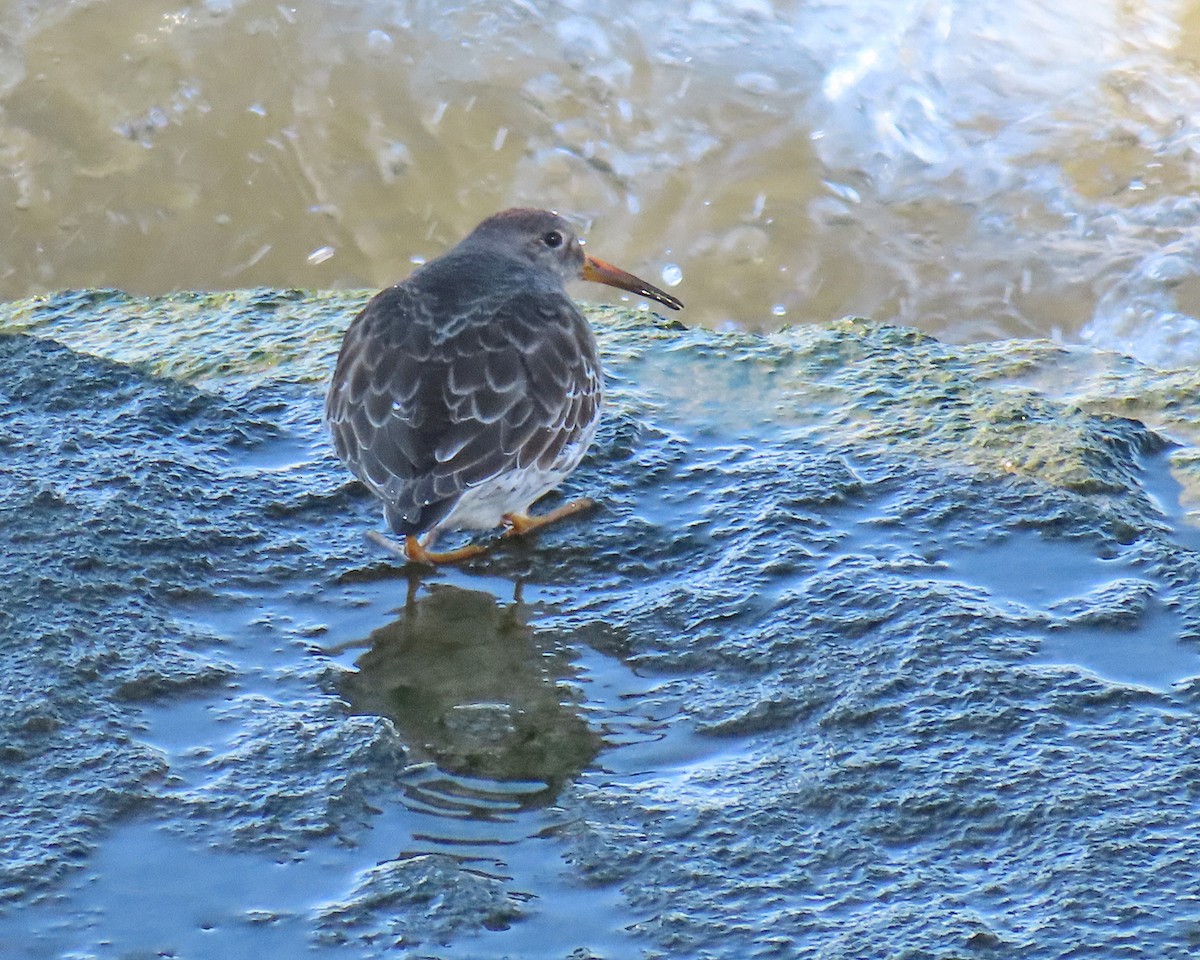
582, 255, 684, 311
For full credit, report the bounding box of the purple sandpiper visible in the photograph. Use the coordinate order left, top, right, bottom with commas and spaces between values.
326, 208, 683, 563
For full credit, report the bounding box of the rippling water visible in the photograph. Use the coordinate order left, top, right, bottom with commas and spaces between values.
2, 0, 1199, 350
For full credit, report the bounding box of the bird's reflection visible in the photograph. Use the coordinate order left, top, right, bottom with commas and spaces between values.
339, 582, 600, 808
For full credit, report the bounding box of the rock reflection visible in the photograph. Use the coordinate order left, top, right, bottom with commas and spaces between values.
340, 584, 600, 807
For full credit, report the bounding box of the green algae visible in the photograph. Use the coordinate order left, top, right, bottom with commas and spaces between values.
4, 291, 1196, 508
0, 288, 362, 389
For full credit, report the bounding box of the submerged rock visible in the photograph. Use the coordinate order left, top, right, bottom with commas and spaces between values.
3, 289, 1200, 957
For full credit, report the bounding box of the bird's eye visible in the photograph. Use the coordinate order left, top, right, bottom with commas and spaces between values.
542, 230, 564, 248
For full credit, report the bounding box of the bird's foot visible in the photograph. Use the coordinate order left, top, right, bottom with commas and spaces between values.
365, 530, 487, 565
502, 498, 596, 538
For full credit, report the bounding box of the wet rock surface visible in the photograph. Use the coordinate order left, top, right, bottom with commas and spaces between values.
3, 290, 1200, 957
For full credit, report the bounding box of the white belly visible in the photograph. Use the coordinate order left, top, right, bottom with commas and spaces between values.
438, 426, 596, 531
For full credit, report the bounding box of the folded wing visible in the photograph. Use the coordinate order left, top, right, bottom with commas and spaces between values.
325, 284, 601, 536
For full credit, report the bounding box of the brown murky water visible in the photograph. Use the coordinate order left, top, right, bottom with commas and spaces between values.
2, 0, 1200, 357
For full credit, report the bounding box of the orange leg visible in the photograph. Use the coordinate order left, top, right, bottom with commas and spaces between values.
365, 529, 487, 565
502, 497, 596, 538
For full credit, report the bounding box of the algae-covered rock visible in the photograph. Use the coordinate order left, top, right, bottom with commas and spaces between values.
8, 289, 1196, 503
3, 290, 1200, 958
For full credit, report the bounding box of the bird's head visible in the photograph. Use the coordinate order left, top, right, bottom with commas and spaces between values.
464, 208, 683, 311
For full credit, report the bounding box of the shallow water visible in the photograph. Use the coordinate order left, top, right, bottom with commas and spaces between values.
13, 451, 1197, 959
5, 579, 677, 958
5, 297, 1200, 957
3, 0, 1200, 358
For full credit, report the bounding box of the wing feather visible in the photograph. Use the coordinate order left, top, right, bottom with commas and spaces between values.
325, 282, 602, 536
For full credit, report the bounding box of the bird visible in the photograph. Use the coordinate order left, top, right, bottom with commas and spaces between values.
325, 208, 684, 564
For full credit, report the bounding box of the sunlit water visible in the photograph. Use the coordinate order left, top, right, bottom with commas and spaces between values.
3, 0, 1200, 358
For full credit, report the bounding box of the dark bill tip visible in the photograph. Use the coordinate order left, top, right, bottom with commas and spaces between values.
582, 255, 684, 311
